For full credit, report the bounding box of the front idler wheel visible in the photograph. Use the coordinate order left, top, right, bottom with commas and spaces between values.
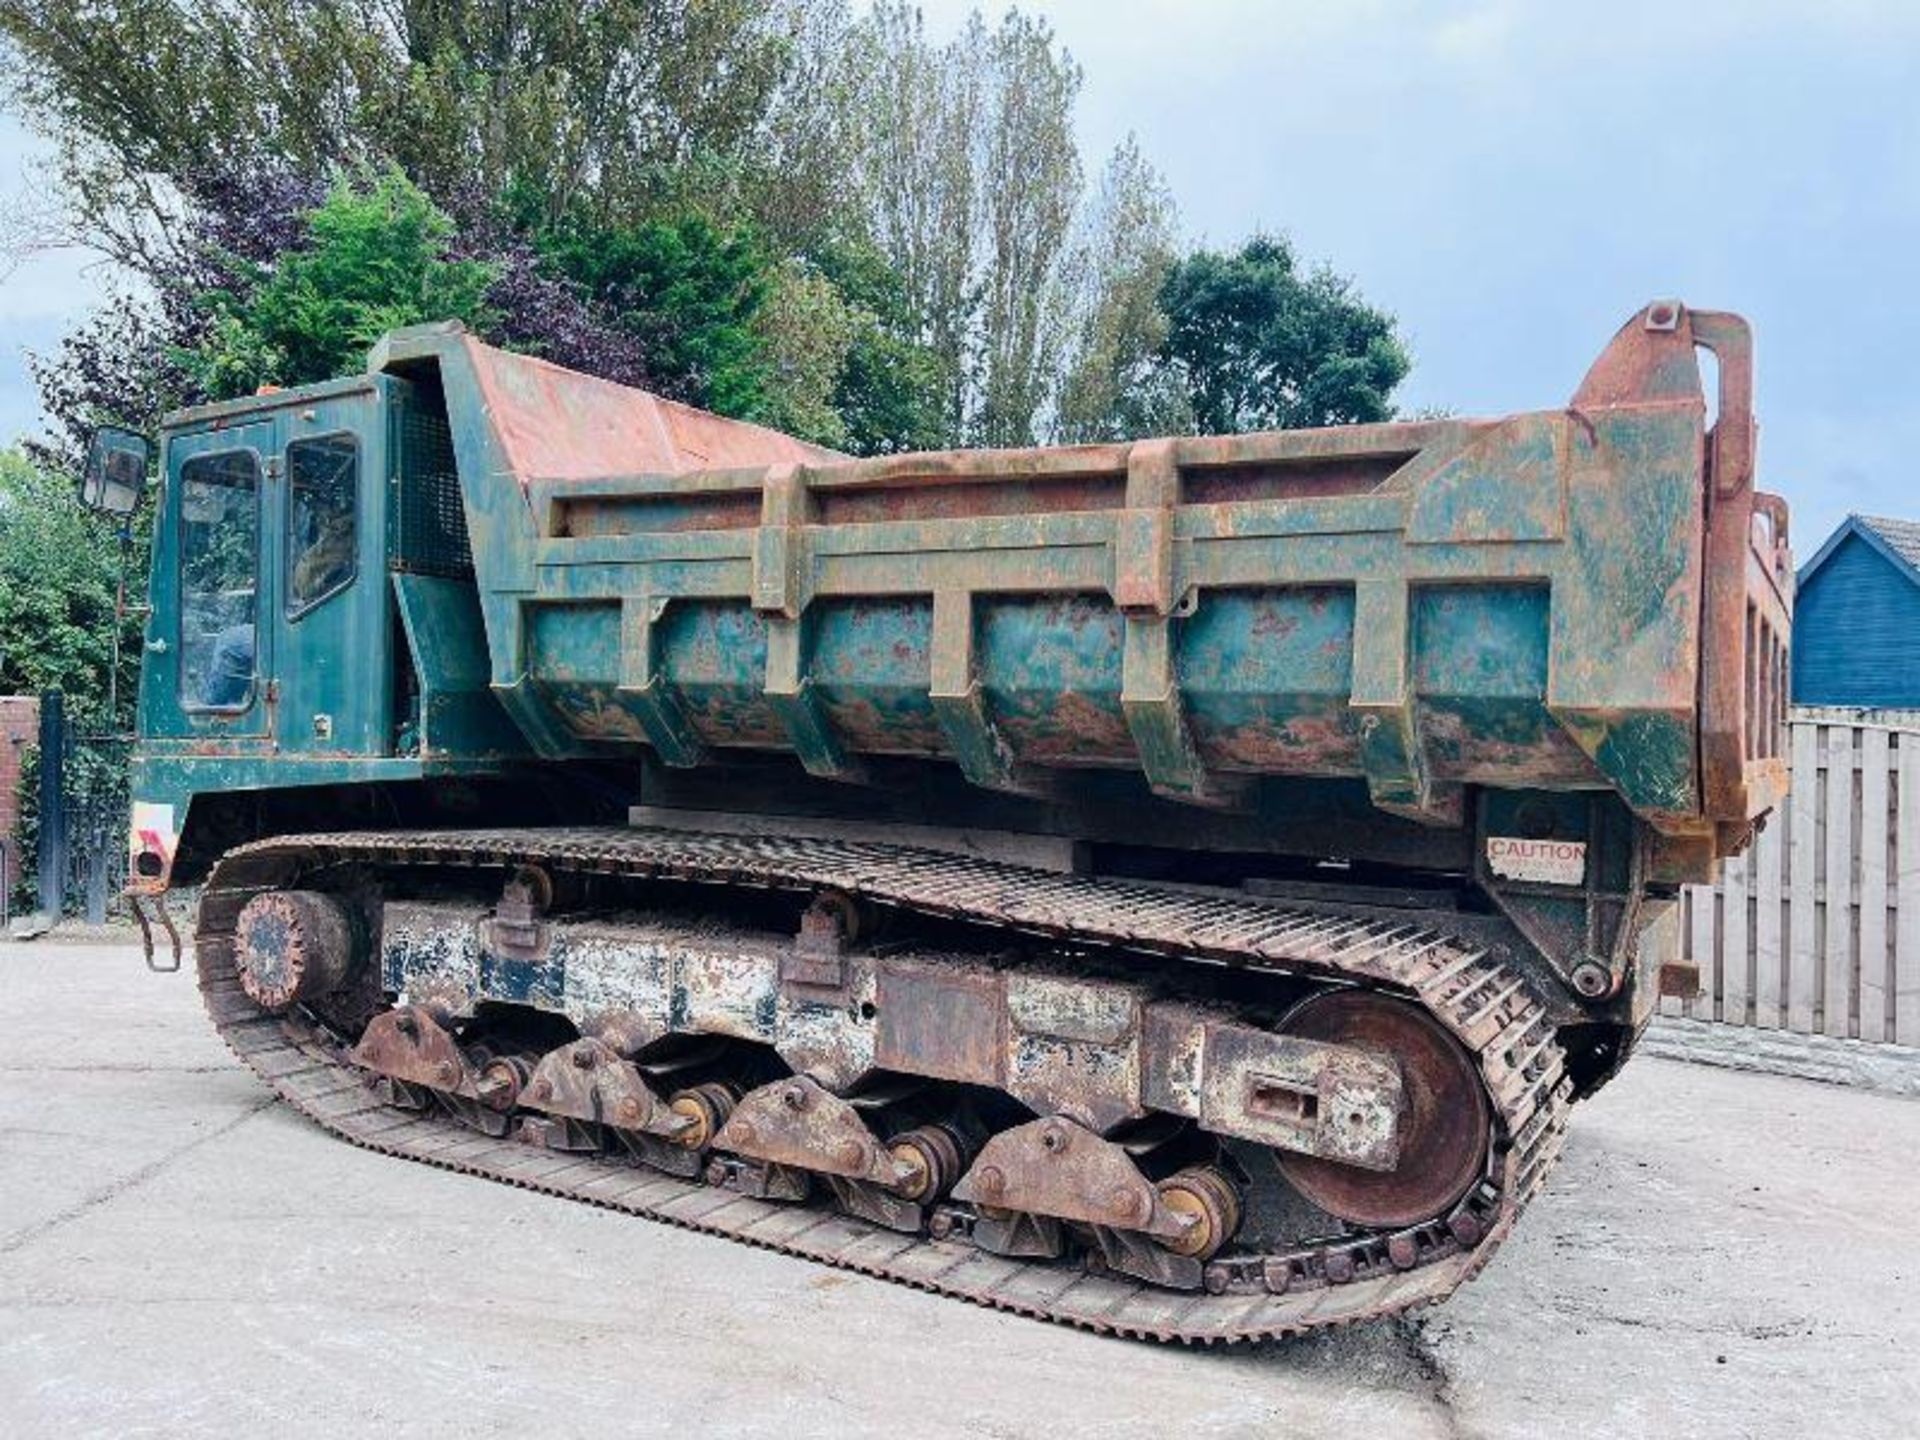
1272, 991, 1491, 1230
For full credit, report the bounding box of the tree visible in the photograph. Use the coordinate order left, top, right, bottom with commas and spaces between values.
0, 0, 879, 433
848, 4, 1090, 446
187, 169, 498, 397
814, 239, 946, 455
848, 4, 977, 439
1155, 236, 1410, 433
24, 166, 647, 475
751, 257, 858, 448
541, 211, 770, 416
971, 11, 1082, 446
1053, 136, 1188, 443
25, 294, 201, 476
0, 449, 136, 716
0, 1, 820, 252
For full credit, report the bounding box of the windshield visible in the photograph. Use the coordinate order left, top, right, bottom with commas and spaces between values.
178, 450, 260, 710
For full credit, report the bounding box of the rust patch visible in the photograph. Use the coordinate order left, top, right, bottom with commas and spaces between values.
817, 475, 1125, 524
875, 962, 1005, 1087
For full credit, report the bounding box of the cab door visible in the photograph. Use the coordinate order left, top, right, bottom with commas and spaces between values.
276, 391, 387, 757
144, 422, 278, 742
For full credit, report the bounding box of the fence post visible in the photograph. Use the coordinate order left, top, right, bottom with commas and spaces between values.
84, 842, 110, 924
36, 689, 66, 918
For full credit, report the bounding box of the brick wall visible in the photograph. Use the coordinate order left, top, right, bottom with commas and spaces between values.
0, 696, 40, 899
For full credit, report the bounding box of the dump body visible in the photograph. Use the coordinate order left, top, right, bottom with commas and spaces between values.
378, 303, 1788, 854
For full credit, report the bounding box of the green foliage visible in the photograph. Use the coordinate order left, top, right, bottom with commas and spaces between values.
751, 258, 857, 449
1053, 137, 1189, 443
4, 2, 1414, 453
541, 212, 768, 416
850, 4, 1087, 447
0, 449, 139, 722
1156, 236, 1410, 434
0, 1, 810, 245
186, 170, 498, 398
0, 449, 141, 914
9, 726, 132, 918
812, 239, 946, 455
834, 320, 948, 456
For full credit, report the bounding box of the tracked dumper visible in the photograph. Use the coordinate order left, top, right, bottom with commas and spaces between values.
115, 302, 1790, 1343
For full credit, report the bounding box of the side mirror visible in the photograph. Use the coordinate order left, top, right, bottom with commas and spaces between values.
78, 426, 152, 516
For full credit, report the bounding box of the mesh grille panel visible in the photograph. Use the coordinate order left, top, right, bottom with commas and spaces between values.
390, 404, 472, 575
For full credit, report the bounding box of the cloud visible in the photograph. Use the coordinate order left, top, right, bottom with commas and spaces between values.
913, 0, 1920, 551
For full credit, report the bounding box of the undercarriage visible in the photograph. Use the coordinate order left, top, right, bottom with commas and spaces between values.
195, 826, 1571, 1344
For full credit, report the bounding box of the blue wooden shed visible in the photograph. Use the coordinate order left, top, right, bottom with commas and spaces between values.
1792, 514, 1920, 708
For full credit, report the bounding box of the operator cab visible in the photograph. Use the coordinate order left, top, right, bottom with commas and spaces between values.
130, 367, 485, 768
143, 378, 385, 751
81, 364, 519, 897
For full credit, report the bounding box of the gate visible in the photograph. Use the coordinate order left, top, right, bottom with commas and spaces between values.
1665, 707, 1920, 1045
17, 689, 130, 923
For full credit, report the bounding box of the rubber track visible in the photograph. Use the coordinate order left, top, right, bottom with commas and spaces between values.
194, 826, 1573, 1345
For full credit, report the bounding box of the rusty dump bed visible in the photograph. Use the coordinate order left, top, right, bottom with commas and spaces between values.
136, 301, 1790, 1345
368, 300, 1790, 862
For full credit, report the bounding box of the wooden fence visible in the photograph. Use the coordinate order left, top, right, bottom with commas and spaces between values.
1665, 707, 1920, 1045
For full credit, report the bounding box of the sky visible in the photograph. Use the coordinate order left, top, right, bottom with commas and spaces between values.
3, 0, 1918, 552
0, 112, 102, 445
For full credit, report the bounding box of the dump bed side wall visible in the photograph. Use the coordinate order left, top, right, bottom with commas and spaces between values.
375, 307, 1788, 865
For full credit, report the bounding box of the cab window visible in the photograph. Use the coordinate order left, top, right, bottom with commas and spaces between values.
287, 434, 358, 615
178, 450, 260, 710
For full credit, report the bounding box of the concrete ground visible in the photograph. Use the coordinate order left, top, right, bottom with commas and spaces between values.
1, 944, 1914, 1440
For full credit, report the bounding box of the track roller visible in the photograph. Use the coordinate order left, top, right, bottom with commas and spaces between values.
1154, 1167, 1242, 1260
475, 1055, 533, 1112
886, 1124, 972, 1203
668, 1082, 739, 1151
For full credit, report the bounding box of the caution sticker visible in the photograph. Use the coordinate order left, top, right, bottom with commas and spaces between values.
1486, 836, 1586, 885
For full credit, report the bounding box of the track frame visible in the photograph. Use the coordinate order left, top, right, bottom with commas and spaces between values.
197, 826, 1572, 1345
